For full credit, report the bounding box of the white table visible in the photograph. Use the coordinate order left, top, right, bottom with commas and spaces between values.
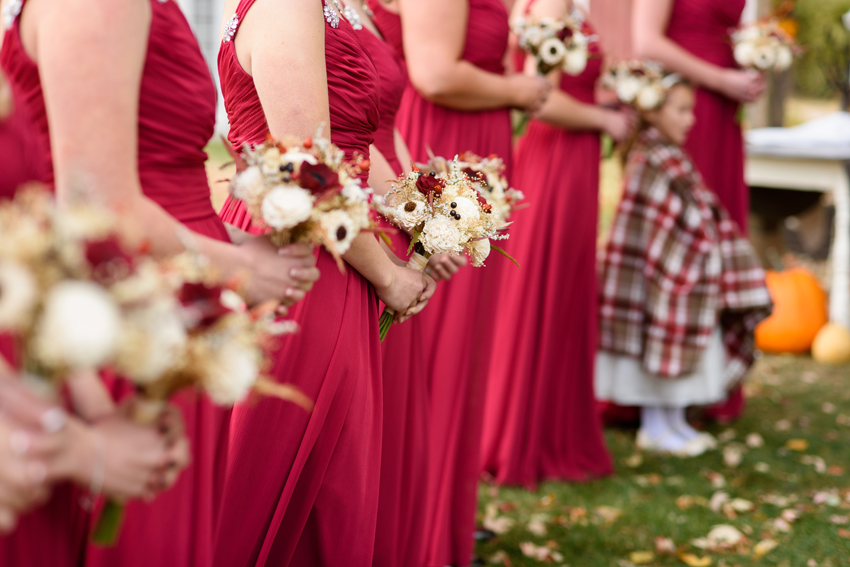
745, 112, 850, 329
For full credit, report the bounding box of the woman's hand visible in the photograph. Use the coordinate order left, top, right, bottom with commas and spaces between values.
509, 74, 553, 113
375, 264, 431, 315
153, 404, 190, 493
602, 109, 636, 143
395, 272, 437, 323
237, 239, 320, 306
715, 68, 766, 103
427, 253, 467, 281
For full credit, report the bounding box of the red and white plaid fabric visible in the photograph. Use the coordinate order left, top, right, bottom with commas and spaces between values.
598, 128, 772, 382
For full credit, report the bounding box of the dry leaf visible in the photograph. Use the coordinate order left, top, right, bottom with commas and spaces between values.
679, 552, 712, 566
489, 550, 509, 565
838, 528, 850, 539
822, 402, 836, 414
786, 439, 809, 451
595, 506, 623, 525
829, 515, 849, 524
708, 473, 726, 489
813, 490, 841, 506
526, 516, 548, 537
775, 419, 792, 431
629, 551, 655, 564
745, 433, 764, 448
483, 515, 515, 535
754, 462, 770, 473
752, 539, 778, 559
723, 445, 745, 468
729, 498, 754, 513
677, 495, 695, 510
802, 455, 827, 473
655, 537, 676, 554
717, 429, 736, 443
706, 525, 745, 547
709, 492, 730, 512
828, 465, 845, 476
624, 453, 644, 468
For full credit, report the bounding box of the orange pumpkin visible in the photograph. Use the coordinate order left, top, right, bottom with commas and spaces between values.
755, 267, 828, 354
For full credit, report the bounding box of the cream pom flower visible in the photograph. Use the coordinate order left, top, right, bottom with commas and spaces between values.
615, 75, 642, 104
563, 48, 588, 76
393, 200, 428, 229
341, 181, 369, 203
420, 216, 463, 255
538, 38, 567, 66
518, 25, 544, 49
261, 186, 314, 230
775, 45, 793, 71
752, 45, 776, 70
35, 281, 121, 369
636, 84, 663, 111
116, 300, 188, 384
451, 196, 480, 228
203, 338, 259, 405
230, 165, 265, 202
467, 238, 491, 267
0, 261, 37, 331
320, 210, 357, 254
734, 42, 756, 68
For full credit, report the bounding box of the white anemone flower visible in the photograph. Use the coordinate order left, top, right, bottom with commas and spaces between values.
733, 42, 756, 68
752, 45, 776, 70
615, 75, 642, 103
393, 200, 428, 229
774, 45, 793, 71
538, 38, 567, 67
261, 186, 314, 230
320, 210, 358, 254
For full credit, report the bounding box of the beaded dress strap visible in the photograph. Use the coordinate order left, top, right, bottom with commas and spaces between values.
2, 0, 24, 31
223, 0, 260, 43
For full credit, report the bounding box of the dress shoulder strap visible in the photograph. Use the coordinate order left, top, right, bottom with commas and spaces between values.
2, 0, 26, 31
222, 0, 260, 43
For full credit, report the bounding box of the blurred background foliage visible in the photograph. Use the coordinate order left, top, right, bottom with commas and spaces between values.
791, 0, 850, 107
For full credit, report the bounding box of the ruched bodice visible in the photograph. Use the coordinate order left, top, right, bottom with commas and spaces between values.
219, 0, 381, 185
356, 27, 406, 174
667, 0, 744, 68
1, 0, 221, 227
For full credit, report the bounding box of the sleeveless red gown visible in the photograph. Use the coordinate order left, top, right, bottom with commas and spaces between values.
355, 23, 430, 567
213, 2, 383, 565
603, 0, 747, 426
0, 76, 85, 567
2, 2, 231, 566
669, 0, 747, 422
480, 12, 613, 489
369, 2, 513, 565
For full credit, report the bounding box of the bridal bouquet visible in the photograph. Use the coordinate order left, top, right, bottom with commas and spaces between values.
602, 60, 681, 111
226, 131, 376, 272
732, 19, 797, 72
456, 153, 525, 224
514, 13, 596, 76
377, 159, 511, 340
0, 188, 307, 543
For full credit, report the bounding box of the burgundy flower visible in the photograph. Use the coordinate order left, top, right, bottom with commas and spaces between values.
556, 27, 574, 41
462, 167, 479, 180
179, 282, 232, 328
416, 173, 444, 196
298, 162, 341, 195
476, 192, 493, 214
85, 237, 136, 282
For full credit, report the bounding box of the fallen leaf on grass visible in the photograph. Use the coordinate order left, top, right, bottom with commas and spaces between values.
728, 498, 754, 514
754, 462, 770, 473
837, 414, 850, 426
723, 445, 745, 468
708, 472, 726, 489
775, 420, 792, 432
828, 465, 845, 476
539, 493, 556, 508
838, 528, 850, 539
594, 506, 623, 526
752, 539, 778, 559
822, 402, 836, 414
786, 439, 809, 451
678, 553, 712, 566
483, 515, 515, 535
706, 525, 745, 547
801, 455, 827, 473
655, 537, 676, 554
519, 542, 563, 562
746, 433, 764, 448
829, 515, 849, 524
526, 514, 548, 537
709, 492, 730, 512
489, 550, 510, 565
629, 551, 655, 564
813, 490, 841, 506
624, 453, 643, 468
717, 429, 736, 443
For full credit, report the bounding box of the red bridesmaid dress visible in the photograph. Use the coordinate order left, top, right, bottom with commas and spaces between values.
369, 1, 514, 566
0, 71, 85, 566
212, 2, 383, 565
480, 8, 613, 489
356, 21, 430, 567
669, 0, 748, 422
2, 2, 232, 566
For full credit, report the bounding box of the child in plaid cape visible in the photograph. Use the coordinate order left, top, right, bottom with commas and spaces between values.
595, 77, 772, 457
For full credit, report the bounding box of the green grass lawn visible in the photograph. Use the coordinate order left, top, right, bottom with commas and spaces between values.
476, 355, 850, 566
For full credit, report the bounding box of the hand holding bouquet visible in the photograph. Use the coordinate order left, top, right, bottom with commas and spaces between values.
513, 11, 597, 76
602, 60, 682, 111
225, 130, 378, 272
732, 19, 798, 72
0, 188, 308, 543
377, 158, 512, 340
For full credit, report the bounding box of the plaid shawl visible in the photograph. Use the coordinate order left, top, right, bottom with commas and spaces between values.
598, 128, 772, 382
